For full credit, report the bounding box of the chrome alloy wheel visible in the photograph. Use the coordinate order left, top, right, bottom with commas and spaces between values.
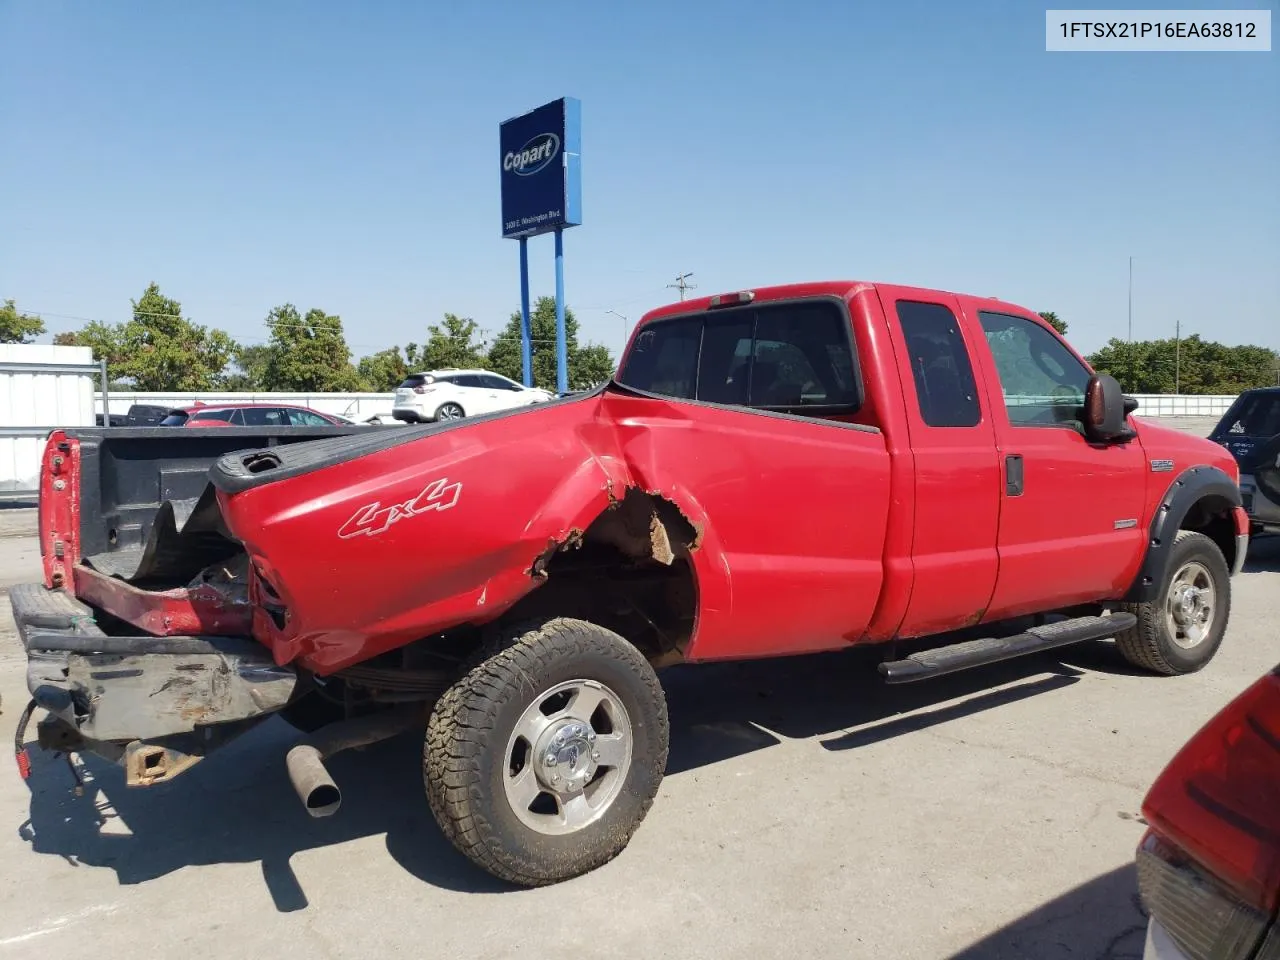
1165, 560, 1217, 649
502, 679, 633, 836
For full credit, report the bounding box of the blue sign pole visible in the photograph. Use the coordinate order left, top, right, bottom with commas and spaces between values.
554, 228, 567, 395
499, 97, 581, 395
519, 237, 533, 387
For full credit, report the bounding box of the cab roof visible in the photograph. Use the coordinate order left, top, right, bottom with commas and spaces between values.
637, 280, 1040, 326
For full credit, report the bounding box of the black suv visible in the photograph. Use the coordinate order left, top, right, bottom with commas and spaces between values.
1209, 387, 1280, 536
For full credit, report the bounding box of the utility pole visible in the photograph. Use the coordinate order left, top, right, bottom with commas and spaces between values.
668, 272, 696, 301
1128, 256, 1133, 342
1175, 318, 1181, 394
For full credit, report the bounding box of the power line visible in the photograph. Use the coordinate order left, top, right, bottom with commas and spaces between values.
667, 272, 696, 301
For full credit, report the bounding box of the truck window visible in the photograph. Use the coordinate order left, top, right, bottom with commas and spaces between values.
978, 312, 1090, 428
749, 305, 855, 408
619, 318, 701, 400
894, 301, 982, 427
618, 300, 860, 416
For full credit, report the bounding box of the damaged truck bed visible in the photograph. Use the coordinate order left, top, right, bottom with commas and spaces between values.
10, 280, 1251, 888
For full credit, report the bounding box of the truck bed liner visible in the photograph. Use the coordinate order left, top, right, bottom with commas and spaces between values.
80, 484, 241, 586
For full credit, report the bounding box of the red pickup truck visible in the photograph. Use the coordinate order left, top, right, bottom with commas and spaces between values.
10, 280, 1249, 887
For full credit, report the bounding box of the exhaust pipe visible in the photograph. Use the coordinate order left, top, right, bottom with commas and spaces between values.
285, 705, 424, 818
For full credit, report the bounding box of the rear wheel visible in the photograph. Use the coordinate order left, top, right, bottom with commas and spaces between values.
435, 402, 465, 421
424, 617, 668, 886
1115, 530, 1231, 675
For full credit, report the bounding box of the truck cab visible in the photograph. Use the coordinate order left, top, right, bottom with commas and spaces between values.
612, 282, 1246, 658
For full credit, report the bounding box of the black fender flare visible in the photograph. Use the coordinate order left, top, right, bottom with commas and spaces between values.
1124, 464, 1242, 603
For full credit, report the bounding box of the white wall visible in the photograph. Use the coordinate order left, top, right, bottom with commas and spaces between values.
1, 344, 97, 495
1128, 394, 1238, 418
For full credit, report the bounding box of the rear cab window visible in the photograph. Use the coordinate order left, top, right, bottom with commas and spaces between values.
616, 298, 862, 420
159, 412, 189, 426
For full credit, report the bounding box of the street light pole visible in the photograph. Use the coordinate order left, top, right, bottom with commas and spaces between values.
606, 310, 630, 354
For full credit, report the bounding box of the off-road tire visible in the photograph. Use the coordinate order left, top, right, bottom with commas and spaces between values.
1115, 530, 1231, 675
424, 617, 668, 886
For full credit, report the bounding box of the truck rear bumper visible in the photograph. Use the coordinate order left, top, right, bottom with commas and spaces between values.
10, 582, 297, 786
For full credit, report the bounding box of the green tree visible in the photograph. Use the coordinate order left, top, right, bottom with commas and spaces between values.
260, 304, 364, 391
54, 283, 235, 390
420, 313, 485, 370
1087, 336, 1280, 394
487, 297, 614, 391
222, 344, 272, 390
572, 343, 617, 389
357, 347, 410, 391
0, 299, 46, 343
1038, 311, 1068, 336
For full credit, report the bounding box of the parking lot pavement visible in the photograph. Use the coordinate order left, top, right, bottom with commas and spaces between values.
1, 444, 1274, 958
1150, 415, 1222, 436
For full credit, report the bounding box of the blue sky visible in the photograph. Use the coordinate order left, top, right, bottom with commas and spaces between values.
2, 1, 1276, 362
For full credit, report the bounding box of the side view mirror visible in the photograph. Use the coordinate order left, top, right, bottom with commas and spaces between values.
1084, 373, 1136, 444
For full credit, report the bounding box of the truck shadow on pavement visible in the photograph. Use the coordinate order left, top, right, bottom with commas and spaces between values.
662, 640, 1086, 768
16, 638, 1126, 910
946, 863, 1148, 960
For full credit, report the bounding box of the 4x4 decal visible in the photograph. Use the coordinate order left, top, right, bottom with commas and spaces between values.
338, 478, 462, 540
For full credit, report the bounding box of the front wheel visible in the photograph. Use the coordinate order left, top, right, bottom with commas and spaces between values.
424, 617, 668, 886
1115, 530, 1232, 675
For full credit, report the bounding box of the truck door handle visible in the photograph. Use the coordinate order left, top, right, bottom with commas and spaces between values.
1006, 455, 1024, 497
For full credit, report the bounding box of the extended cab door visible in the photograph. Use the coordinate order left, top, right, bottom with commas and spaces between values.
964, 306, 1148, 620
876, 289, 1002, 637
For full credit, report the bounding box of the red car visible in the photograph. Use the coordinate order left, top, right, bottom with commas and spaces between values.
1136, 664, 1280, 959
13, 279, 1250, 887
159, 402, 349, 428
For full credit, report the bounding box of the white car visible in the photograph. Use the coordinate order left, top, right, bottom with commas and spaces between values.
391, 369, 555, 423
